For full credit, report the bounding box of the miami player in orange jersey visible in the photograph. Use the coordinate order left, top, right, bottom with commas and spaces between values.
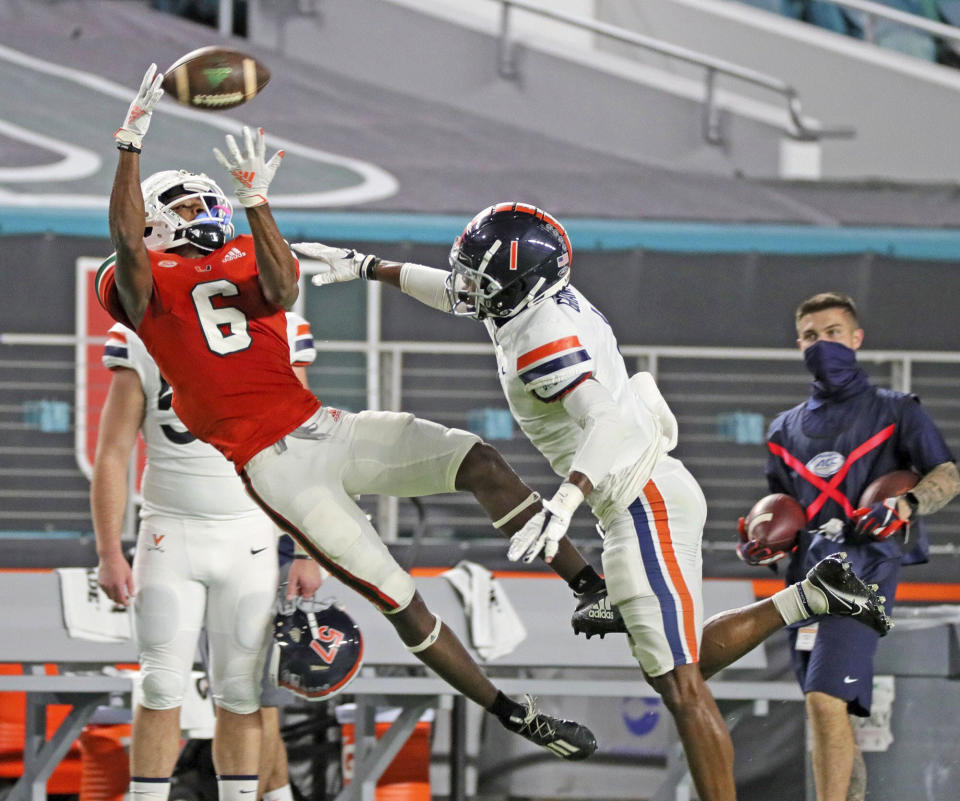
103, 64, 602, 781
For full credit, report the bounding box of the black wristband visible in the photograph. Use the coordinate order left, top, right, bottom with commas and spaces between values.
361, 256, 380, 280
903, 491, 920, 516
116, 141, 142, 154
568, 565, 603, 595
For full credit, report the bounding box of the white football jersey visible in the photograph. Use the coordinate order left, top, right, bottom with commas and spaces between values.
485, 285, 676, 520
102, 312, 316, 519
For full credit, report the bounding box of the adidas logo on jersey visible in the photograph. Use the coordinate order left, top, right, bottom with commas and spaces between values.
223, 247, 246, 262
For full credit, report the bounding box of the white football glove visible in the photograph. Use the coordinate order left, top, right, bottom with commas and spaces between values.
114, 64, 164, 152
507, 482, 584, 564
213, 126, 284, 208
291, 243, 381, 285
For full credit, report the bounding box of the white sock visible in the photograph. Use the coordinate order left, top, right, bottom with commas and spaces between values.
771, 580, 827, 624
262, 785, 294, 801
130, 778, 172, 801
217, 775, 259, 801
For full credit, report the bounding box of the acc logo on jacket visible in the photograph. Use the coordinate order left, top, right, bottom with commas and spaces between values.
806, 451, 845, 478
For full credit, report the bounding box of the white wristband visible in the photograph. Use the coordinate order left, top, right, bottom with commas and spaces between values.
550, 482, 585, 515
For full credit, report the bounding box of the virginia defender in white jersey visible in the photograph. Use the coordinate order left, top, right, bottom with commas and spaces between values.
93, 311, 322, 801
488, 283, 674, 525
294, 202, 892, 801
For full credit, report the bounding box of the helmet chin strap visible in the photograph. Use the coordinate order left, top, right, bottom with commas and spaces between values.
185, 222, 228, 252
495, 276, 546, 318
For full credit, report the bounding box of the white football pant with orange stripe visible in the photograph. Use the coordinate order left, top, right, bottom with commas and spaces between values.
600, 455, 705, 677
241, 407, 480, 614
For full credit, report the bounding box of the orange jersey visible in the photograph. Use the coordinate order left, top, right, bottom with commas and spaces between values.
96, 236, 321, 469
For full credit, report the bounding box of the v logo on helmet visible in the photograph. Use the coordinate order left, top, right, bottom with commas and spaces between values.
309, 626, 344, 664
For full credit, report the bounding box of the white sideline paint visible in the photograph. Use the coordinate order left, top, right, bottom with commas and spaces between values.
0, 119, 101, 182
0, 42, 398, 207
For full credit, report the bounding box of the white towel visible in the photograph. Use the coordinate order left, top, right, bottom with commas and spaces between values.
57, 567, 132, 642
441, 560, 526, 661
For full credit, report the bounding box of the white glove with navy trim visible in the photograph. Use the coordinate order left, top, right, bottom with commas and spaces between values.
507, 482, 584, 564
292, 243, 381, 285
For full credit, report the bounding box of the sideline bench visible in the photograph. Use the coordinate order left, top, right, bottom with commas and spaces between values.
0, 570, 790, 801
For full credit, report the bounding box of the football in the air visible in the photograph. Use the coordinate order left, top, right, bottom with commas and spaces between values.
162, 47, 270, 110
743, 493, 806, 554
859, 470, 920, 506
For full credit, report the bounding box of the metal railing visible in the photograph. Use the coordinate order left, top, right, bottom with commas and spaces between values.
816, 0, 960, 47
492, 0, 855, 143
3, 331, 960, 558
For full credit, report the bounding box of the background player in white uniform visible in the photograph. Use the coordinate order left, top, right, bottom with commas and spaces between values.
93, 309, 323, 801
294, 202, 891, 801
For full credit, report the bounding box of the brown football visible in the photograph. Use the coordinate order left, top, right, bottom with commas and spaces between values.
858, 470, 920, 506
743, 493, 806, 554
162, 47, 270, 110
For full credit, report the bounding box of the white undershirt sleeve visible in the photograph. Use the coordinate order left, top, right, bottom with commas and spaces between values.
399, 263, 453, 312
561, 378, 662, 489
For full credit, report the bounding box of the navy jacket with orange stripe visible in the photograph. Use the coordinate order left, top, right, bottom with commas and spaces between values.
765, 382, 953, 581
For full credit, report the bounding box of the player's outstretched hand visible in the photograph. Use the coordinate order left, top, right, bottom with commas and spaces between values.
114, 64, 164, 152
292, 243, 381, 285
213, 126, 284, 208
507, 482, 584, 564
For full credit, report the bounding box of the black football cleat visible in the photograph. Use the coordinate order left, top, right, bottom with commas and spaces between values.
804, 552, 893, 636
571, 584, 627, 639
503, 694, 598, 760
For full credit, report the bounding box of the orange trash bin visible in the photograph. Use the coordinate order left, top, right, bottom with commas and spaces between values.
336, 704, 433, 801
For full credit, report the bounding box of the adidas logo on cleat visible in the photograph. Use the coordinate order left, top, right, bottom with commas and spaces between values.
545, 739, 581, 759
571, 587, 627, 638
503, 694, 597, 761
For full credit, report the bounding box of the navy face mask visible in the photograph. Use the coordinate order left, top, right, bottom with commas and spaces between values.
803, 340, 868, 401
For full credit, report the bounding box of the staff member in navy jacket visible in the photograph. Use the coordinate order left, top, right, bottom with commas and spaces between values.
745, 292, 959, 801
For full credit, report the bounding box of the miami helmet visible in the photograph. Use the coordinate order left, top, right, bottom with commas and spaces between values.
141, 169, 234, 253
447, 202, 572, 320
269, 596, 363, 702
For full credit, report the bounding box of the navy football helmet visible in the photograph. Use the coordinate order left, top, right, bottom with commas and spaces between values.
141, 170, 234, 253
269, 597, 363, 701
447, 202, 572, 320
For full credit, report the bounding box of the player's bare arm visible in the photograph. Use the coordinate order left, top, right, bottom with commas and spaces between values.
109, 152, 154, 328
246, 205, 298, 308
214, 127, 296, 307
905, 460, 960, 517
91, 367, 146, 606
110, 65, 165, 327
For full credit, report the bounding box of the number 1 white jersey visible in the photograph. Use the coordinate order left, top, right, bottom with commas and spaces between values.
485, 285, 677, 522
102, 312, 316, 519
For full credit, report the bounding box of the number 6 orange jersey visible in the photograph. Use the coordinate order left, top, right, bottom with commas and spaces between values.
96, 234, 320, 469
